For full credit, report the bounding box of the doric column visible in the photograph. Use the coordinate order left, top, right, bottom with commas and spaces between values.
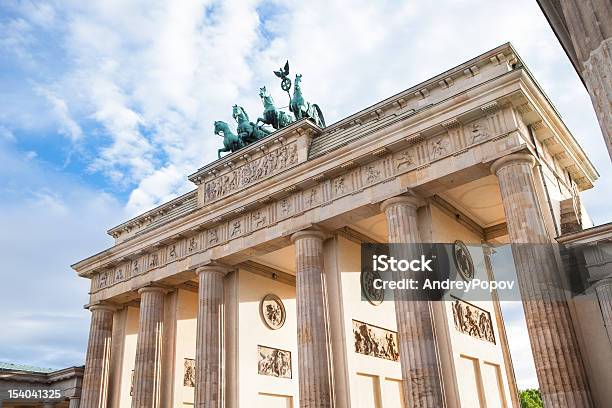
80, 303, 116, 408
291, 230, 334, 408
491, 153, 593, 407
69, 396, 81, 408
195, 265, 228, 408
131, 286, 166, 408
595, 279, 612, 344
380, 196, 445, 408
554, 1, 612, 160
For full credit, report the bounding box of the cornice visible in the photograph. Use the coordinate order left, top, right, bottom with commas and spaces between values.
556, 222, 612, 245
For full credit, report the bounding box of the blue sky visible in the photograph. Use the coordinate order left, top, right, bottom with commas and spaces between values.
1, 0, 610, 390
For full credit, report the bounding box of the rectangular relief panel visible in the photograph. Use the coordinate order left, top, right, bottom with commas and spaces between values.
183, 358, 195, 387
451, 297, 496, 344
352, 320, 399, 362
257, 345, 292, 379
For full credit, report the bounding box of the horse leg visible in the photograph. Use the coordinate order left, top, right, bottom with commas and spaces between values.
218, 147, 228, 159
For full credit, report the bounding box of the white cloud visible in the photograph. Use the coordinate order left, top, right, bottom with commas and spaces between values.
37, 87, 83, 141
0, 140, 123, 368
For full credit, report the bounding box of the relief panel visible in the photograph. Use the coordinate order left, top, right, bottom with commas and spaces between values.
184, 358, 195, 387
203, 142, 298, 203
451, 298, 495, 343
257, 345, 292, 378
352, 320, 399, 362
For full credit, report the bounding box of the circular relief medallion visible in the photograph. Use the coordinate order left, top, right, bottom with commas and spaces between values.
361, 270, 384, 306
260, 294, 286, 330
453, 240, 475, 281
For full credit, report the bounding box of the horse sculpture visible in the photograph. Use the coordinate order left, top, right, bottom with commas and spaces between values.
289, 74, 325, 128
214, 120, 244, 159
232, 105, 271, 144
257, 86, 293, 130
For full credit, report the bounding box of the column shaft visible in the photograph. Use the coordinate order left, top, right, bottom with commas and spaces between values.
492, 153, 593, 407
291, 230, 334, 408
556, 0, 612, 160
69, 397, 81, 408
595, 279, 612, 344
381, 197, 444, 408
195, 266, 226, 408
131, 287, 166, 408
80, 304, 115, 408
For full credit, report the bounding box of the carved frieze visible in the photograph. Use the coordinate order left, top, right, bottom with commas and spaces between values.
131, 259, 140, 276
394, 150, 415, 170
184, 358, 195, 387
167, 244, 177, 261
332, 175, 348, 196
258, 345, 291, 378
252, 209, 268, 229
148, 252, 159, 268
203, 142, 298, 203
429, 135, 450, 159
92, 108, 514, 292
352, 320, 399, 362
278, 197, 293, 218
452, 298, 495, 344
187, 236, 198, 253
207, 228, 219, 246
363, 164, 382, 184
304, 187, 320, 207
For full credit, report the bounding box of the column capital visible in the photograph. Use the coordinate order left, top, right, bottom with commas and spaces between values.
290, 228, 326, 243
490, 152, 536, 175
195, 263, 232, 276
594, 277, 612, 288
87, 302, 119, 313
380, 195, 423, 213
137, 285, 169, 295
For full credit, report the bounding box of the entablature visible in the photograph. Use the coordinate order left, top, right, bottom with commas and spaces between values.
73, 45, 598, 306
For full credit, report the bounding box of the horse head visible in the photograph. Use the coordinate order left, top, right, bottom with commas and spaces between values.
232, 105, 248, 121
295, 73, 302, 88
214, 120, 227, 137
259, 86, 268, 98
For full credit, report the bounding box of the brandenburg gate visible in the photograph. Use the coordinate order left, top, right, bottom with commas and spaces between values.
72, 43, 611, 408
